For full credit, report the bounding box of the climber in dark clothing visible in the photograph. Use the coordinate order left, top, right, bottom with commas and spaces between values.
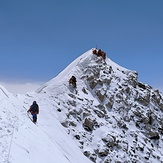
27, 101, 39, 123
69, 76, 77, 88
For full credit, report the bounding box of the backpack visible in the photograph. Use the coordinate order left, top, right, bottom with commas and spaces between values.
30, 104, 38, 113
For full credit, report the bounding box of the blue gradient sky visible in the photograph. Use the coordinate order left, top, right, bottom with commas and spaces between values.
0, 0, 163, 92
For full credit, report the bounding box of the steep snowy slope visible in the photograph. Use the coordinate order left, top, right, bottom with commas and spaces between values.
0, 86, 91, 163
37, 48, 163, 163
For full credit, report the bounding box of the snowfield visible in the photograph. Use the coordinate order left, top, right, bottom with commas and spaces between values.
0, 48, 163, 163
0, 87, 92, 163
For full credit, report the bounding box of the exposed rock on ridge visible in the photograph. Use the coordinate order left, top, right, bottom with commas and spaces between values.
38, 49, 163, 163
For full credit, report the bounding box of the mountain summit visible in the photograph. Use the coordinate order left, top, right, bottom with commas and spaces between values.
0, 48, 163, 163
37, 48, 163, 162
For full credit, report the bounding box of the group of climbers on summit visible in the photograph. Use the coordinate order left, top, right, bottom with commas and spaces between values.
92, 48, 106, 59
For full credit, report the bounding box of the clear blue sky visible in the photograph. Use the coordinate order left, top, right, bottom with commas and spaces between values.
0, 0, 163, 91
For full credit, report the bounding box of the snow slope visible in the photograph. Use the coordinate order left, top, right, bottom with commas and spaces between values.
0, 87, 91, 162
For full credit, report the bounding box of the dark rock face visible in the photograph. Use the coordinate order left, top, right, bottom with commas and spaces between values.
83, 118, 94, 131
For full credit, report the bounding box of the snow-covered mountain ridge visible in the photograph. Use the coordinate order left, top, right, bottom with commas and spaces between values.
0, 48, 163, 163
37, 48, 163, 163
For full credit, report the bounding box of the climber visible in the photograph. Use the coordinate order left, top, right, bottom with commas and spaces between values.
98, 49, 106, 59
27, 101, 39, 123
69, 76, 77, 88
93, 49, 97, 55
92, 48, 106, 59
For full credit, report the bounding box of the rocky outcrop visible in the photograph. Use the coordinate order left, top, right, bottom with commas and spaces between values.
62, 57, 163, 162
83, 118, 95, 131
